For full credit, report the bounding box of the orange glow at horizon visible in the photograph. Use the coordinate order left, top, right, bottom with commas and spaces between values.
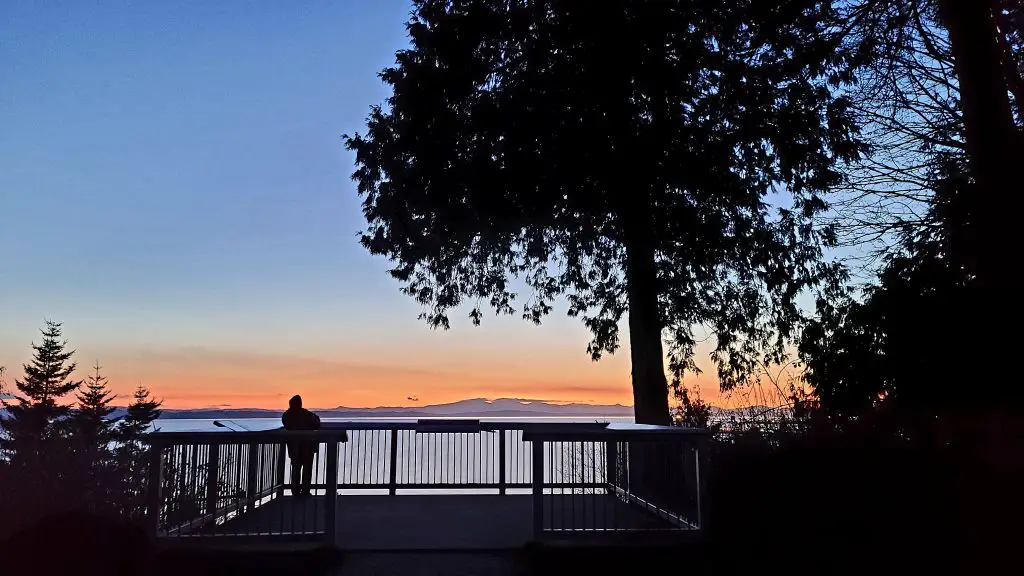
66, 345, 732, 410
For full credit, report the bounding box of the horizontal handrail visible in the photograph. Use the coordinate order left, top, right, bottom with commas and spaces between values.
523, 426, 710, 442
149, 420, 577, 444
150, 429, 346, 445
151, 421, 709, 445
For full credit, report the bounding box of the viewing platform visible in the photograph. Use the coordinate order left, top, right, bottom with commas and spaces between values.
145, 421, 709, 551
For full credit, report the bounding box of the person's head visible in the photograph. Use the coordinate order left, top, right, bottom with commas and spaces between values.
289, 395, 302, 409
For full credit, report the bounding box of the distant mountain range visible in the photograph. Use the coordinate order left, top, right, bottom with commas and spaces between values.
0, 396, 780, 422
154, 398, 634, 420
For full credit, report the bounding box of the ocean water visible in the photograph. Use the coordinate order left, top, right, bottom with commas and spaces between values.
153, 415, 632, 433
152, 416, 637, 497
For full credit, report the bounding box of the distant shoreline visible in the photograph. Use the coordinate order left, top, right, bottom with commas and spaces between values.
154, 397, 632, 420
157, 411, 631, 420
149, 397, 633, 420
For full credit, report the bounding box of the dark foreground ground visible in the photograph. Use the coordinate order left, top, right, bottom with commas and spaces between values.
0, 509, 989, 576
208, 493, 674, 549
158, 545, 689, 576
4, 417, 1017, 576
0, 509, 690, 576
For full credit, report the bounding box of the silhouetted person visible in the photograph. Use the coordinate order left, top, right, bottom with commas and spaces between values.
282, 395, 320, 497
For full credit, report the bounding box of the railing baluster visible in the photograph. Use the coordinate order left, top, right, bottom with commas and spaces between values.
372, 429, 379, 486
696, 439, 708, 530
355, 431, 363, 486
144, 443, 163, 538
325, 436, 338, 544
244, 442, 258, 519
416, 431, 423, 485
404, 430, 410, 486
388, 429, 398, 495
205, 442, 220, 520
345, 430, 353, 486
532, 439, 543, 540
598, 441, 606, 530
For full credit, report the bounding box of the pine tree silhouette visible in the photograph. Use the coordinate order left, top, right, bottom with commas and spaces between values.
0, 321, 82, 464
75, 363, 116, 428
71, 362, 118, 510
114, 385, 162, 521
0, 321, 83, 521
122, 385, 161, 437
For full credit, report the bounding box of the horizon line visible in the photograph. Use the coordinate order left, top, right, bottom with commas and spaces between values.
161, 396, 636, 411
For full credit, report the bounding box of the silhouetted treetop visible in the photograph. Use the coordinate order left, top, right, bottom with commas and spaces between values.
76, 362, 116, 429
14, 320, 80, 408
346, 0, 862, 423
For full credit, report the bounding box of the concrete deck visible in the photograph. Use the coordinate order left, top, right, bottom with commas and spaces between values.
195, 494, 680, 550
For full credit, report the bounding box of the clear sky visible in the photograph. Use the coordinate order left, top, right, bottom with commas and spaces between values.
1, 1, 732, 409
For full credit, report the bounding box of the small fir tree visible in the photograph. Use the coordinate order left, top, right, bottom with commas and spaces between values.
71, 362, 118, 510
114, 384, 162, 520
74, 362, 116, 441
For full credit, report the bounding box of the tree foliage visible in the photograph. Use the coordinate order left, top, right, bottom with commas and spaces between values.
9, 320, 80, 408
0, 321, 81, 472
74, 362, 116, 442
71, 362, 118, 508
830, 0, 964, 255
346, 0, 863, 423
803, 0, 1024, 418
800, 227, 969, 418
120, 385, 162, 440
0, 323, 163, 533
832, 1, 1022, 262
113, 384, 162, 522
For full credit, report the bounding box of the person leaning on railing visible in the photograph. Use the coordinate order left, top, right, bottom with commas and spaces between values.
282, 395, 321, 497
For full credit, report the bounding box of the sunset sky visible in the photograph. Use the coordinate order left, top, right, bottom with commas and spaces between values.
0, 0, 733, 409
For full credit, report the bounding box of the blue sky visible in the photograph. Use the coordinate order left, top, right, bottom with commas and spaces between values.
0, 0, 643, 407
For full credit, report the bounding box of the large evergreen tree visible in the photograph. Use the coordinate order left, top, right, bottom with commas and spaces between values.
0, 321, 83, 519
800, 221, 969, 420
345, 0, 862, 423
0, 321, 82, 467
837, 0, 1024, 410
934, 0, 1020, 296
9, 321, 80, 406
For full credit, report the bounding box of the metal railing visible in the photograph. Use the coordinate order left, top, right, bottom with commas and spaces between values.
524, 425, 709, 541
145, 420, 708, 546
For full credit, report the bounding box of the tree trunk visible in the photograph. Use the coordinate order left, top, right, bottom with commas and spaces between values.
938, 0, 1019, 294
624, 229, 671, 426
938, 0, 1021, 408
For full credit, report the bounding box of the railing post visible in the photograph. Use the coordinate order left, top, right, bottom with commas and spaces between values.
205, 443, 220, 518
532, 439, 544, 540
388, 429, 399, 495
605, 440, 618, 491
498, 429, 506, 495
144, 442, 163, 539
325, 436, 339, 546
696, 434, 710, 530
275, 442, 286, 497
245, 442, 259, 513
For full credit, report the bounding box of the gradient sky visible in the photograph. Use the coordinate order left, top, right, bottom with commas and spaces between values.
0, 0, 731, 409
